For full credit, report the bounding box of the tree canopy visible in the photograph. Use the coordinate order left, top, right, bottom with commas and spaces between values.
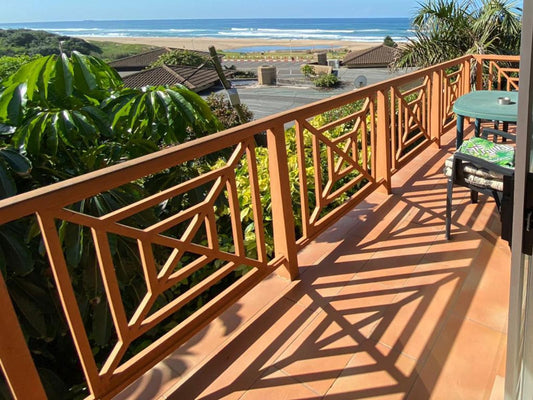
0, 29, 101, 57
393, 0, 522, 68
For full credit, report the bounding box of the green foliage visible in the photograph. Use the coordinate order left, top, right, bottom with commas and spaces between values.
0, 51, 221, 397
0, 29, 101, 57
300, 64, 315, 77
313, 73, 339, 88
394, 0, 522, 68
383, 35, 397, 47
0, 50, 365, 399
0, 54, 40, 82
205, 92, 254, 129
85, 40, 157, 61
150, 49, 213, 68
230, 70, 257, 78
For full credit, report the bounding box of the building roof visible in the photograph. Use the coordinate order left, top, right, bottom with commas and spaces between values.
342, 45, 399, 67
122, 64, 230, 92
109, 48, 213, 71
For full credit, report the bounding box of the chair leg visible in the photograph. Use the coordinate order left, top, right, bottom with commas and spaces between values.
446, 178, 453, 240
470, 190, 478, 204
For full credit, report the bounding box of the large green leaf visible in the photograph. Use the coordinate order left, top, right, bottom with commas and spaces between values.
54, 53, 73, 99
0, 161, 16, 199
0, 148, 32, 176
0, 83, 27, 125
92, 298, 112, 347
0, 225, 34, 276
9, 279, 47, 337
2, 56, 52, 100
80, 106, 113, 138
71, 51, 97, 93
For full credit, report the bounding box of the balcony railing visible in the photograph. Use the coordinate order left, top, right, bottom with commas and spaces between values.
0, 53, 518, 399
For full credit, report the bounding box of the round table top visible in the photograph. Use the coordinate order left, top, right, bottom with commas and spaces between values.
452, 90, 518, 122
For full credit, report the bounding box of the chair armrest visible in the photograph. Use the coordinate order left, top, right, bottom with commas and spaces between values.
481, 128, 516, 142
453, 152, 515, 176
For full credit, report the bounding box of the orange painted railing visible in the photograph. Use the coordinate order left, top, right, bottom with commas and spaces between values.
474, 54, 520, 91
0, 54, 517, 399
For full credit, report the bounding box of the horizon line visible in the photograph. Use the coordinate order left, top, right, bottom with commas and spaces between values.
0, 16, 412, 24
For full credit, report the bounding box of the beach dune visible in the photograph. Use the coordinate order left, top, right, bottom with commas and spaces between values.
83, 36, 374, 53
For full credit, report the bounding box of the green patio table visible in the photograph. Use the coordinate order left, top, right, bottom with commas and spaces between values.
452, 90, 518, 148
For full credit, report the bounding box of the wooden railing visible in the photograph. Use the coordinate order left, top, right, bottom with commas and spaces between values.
0, 54, 517, 399
475, 54, 520, 91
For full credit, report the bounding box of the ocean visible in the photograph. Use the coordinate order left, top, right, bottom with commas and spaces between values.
0, 18, 413, 50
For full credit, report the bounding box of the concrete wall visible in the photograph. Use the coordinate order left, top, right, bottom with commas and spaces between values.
258, 65, 277, 85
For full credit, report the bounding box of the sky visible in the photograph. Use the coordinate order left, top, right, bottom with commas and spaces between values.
0, 0, 419, 23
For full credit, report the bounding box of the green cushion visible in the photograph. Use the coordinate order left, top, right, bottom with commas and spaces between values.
457, 137, 515, 168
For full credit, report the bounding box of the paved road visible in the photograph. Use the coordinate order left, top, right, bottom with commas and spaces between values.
210, 60, 414, 120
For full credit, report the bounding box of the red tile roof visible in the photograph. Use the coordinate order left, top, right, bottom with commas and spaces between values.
342, 45, 399, 67
110, 48, 212, 70
122, 65, 231, 92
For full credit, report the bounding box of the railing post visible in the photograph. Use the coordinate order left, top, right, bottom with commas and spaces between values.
430, 70, 443, 147
376, 89, 392, 194
266, 124, 299, 280
475, 55, 484, 90
463, 57, 472, 95
0, 273, 47, 400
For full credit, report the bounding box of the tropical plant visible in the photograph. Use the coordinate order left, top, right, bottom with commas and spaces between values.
393, 0, 522, 68
0, 51, 220, 397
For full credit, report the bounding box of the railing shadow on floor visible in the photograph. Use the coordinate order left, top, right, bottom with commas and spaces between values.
156, 127, 505, 400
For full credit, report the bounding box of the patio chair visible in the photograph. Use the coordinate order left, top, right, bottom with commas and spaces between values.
444, 128, 516, 239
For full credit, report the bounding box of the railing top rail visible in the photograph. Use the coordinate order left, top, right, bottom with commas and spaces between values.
474, 54, 520, 62
0, 53, 480, 225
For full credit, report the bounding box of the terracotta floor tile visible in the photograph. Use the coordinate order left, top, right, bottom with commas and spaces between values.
241, 367, 321, 400
164, 273, 291, 373
420, 231, 483, 265
407, 316, 505, 400
325, 340, 418, 400
377, 266, 466, 360
356, 223, 440, 289
119, 273, 292, 399
166, 298, 318, 400
452, 242, 511, 332
287, 240, 374, 311
273, 310, 363, 395
329, 280, 399, 339
116, 361, 178, 400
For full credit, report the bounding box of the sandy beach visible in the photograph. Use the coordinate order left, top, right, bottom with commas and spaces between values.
82, 36, 374, 53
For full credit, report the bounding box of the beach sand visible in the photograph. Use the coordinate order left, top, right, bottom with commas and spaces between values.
82, 36, 374, 52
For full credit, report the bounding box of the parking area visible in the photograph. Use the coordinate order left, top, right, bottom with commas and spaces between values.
216, 60, 413, 119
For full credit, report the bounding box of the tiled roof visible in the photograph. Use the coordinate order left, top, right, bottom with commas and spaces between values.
342, 45, 399, 67
109, 48, 172, 69
122, 65, 229, 92
109, 48, 213, 70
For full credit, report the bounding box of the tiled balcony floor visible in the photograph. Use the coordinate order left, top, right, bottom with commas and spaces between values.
117, 124, 511, 400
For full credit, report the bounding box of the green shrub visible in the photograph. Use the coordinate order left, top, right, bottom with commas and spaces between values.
150, 49, 213, 68
205, 92, 254, 129
313, 73, 339, 88
300, 64, 315, 77
0, 54, 39, 82
383, 35, 397, 47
